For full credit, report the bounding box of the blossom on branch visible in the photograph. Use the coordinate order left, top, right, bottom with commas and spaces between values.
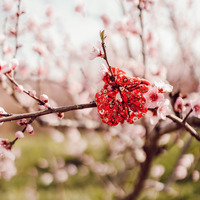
0, 58, 19, 75
146, 99, 171, 124
0, 139, 17, 180
17, 118, 27, 126
89, 41, 103, 60
96, 63, 108, 83
145, 86, 165, 108
154, 81, 173, 93
191, 99, 200, 118
144, 82, 172, 124
40, 94, 49, 103
26, 124, 34, 136
95, 67, 150, 126
174, 97, 185, 113
15, 131, 24, 139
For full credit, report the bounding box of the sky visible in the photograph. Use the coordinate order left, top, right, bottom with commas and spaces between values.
1, 0, 200, 81
23, 0, 122, 46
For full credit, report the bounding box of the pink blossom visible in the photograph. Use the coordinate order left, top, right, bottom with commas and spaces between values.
179, 154, 194, 169
17, 118, 27, 126
55, 169, 68, 182
145, 86, 165, 108
40, 94, 49, 103
191, 99, 200, 118
100, 14, 110, 27
0, 60, 11, 75
145, 109, 158, 125
158, 134, 171, 146
157, 99, 171, 120
192, 170, 200, 182
38, 158, 49, 169
66, 164, 77, 175
134, 148, 146, 163
0, 139, 17, 180
174, 165, 187, 180
154, 81, 173, 93
89, 41, 103, 60
145, 99, 170, 124
96, 63, 108, 83
75, 2, 85, 17
40, 173, 53, 185
174, 97, 185, 112
0, 138, 10, 150
15, 131, 24, 139
26, 124, 34, 135
151, 164, 165, 178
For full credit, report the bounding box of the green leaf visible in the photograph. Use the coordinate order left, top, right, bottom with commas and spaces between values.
100, 30, 107, 42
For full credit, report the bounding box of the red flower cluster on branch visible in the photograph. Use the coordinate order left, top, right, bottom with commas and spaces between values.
95, 67, 150, 126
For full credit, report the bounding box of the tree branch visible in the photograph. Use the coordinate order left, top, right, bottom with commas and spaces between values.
14, 0, 22, 58
5, 73, 46, 106
138, 2, 146, 78
166, 114, 200, 141
0, 102, 97, 123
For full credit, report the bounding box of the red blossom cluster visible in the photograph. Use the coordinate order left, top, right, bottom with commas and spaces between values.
95, 67, 150, 126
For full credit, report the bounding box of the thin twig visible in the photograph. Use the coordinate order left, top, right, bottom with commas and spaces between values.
0, 113, 12, 117
0, 102, 97, 123
14, 0, 22, 58
119, 0, 134, 58
166, 114, 200, 141
183, 108, 193, 124
5, 73, 47, 106
138, 2, 146, 78
10, 116, 37, 147
1, 17, 7, 58
101, 41, 115, 79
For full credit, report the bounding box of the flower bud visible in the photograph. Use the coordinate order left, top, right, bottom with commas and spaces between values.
17, 118, 27, 126
40, 94, 49, 103
26, 124, 34, 136
57, 112, 64, 119
15, 131, 24, 139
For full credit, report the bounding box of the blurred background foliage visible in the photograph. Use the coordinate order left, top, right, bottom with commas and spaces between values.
0, 130, 200, 200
